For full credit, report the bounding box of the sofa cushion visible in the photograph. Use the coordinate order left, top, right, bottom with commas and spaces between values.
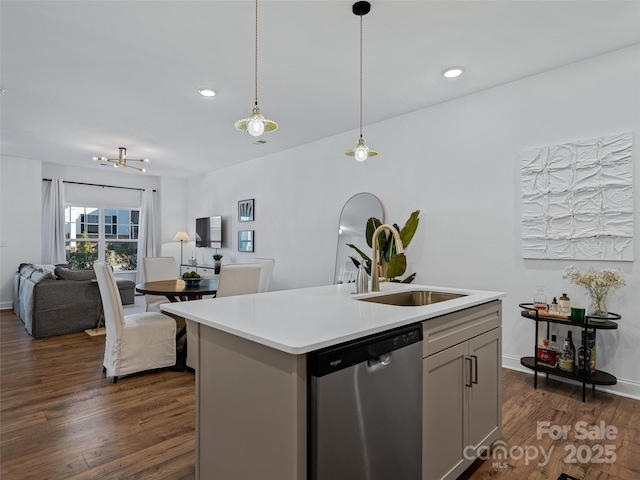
54, 267, 96, 281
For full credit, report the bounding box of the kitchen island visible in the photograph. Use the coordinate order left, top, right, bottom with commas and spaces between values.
162, 282, 505, 480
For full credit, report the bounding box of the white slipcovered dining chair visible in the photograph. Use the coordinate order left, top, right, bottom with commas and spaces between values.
186, 263, 261, 370
254, 257, 275, 293
93, 262, 177, 383
143, 256, 178, 312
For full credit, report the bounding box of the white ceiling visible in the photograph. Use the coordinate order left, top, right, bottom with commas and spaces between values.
2, 0, 640, 179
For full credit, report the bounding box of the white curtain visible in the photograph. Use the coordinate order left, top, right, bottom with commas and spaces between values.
42, 178, 66, 264
136, 188, 157, 283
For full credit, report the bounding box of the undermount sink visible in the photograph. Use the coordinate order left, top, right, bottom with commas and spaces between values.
357, 290, 467, 306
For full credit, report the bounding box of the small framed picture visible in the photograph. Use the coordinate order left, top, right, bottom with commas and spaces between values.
238, 230, 254, 252
238, 199, 254, 222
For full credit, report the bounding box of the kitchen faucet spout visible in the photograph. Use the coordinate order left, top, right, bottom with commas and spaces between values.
371, 224, 404, 292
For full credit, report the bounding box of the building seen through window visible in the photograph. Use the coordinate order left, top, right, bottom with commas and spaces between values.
65, 206, 140, 271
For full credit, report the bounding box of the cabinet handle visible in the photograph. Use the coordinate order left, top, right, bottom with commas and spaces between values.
471, 355, 478, 384
466, 357, 473, 387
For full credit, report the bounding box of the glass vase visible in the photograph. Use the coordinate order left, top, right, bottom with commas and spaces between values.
588, 293, 608, 318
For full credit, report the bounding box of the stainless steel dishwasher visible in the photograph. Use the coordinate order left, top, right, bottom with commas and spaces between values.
308, 323, 423, 480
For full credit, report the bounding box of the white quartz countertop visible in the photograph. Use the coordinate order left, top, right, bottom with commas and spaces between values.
161, 283, 505, 355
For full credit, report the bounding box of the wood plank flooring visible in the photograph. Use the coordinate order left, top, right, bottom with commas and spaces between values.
0, 308, 195, 480
2, 307, 639, 479
461, 368, 640, 480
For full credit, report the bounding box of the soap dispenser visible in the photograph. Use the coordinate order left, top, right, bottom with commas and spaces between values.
355, 261, 369, 294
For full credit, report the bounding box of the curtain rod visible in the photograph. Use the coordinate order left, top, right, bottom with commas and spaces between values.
42, 178, 156, 193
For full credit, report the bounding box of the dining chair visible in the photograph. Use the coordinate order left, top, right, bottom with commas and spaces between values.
93, 262, 177, 383
254, 257, 275, 293
143, 256, 178, 312
186, 263, 261, 369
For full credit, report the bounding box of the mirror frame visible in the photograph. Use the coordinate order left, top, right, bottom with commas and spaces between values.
334, 193, 384, 284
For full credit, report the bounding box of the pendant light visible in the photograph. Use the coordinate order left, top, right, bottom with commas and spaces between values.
234, 0, 278, 137
345, 1, 377, 161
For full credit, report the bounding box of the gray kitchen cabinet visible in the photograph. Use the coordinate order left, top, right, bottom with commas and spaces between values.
422, 301, 502, 480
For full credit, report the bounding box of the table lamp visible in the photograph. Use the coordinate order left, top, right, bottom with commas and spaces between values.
173, 231, 190, 264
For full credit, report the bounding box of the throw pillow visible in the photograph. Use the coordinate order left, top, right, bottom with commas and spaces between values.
54, 267, 96, 281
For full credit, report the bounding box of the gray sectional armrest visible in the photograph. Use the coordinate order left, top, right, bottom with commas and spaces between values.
19, 275, 102, 338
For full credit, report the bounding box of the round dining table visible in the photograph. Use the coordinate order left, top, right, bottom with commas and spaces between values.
135, 278, 218, 302
135, 278, 218, 371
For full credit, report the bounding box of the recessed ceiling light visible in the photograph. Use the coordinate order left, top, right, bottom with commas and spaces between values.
442, 66, 465, 78
198, 88, 217, 98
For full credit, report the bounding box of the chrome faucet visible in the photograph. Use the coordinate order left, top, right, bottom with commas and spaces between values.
371, 224, 404, 292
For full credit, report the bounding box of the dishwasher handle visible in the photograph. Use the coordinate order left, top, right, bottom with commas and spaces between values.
367, 352, 393, 371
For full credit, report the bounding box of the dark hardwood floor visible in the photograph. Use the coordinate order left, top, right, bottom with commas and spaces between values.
0, 307, 195, 479
1, 307, 639, 479
461, 369, 640, 480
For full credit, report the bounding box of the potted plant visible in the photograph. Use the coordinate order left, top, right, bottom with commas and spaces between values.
212, 251, 223, 274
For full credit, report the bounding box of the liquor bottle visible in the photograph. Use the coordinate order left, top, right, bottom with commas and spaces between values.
550, 335, 561, 367
549, 297, 560, 314
578, 331, 592, 375
587, 332, 596, 373
534, 286, 548, 313
559, 293, 571, 316
558, 339, 575, 372
567, 330, 576, 361
536, 339, 557, 367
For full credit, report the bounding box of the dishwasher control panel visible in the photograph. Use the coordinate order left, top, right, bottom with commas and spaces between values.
308, 323, 423, 377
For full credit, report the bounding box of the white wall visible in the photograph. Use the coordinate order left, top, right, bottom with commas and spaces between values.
187, 45, 640, 398
0, 157, 43, 307
159, 176, 189, 264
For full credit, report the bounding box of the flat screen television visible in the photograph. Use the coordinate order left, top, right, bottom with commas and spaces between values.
195, 216, 222, 248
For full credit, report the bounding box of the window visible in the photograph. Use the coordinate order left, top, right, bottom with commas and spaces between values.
65, 206, 140, 271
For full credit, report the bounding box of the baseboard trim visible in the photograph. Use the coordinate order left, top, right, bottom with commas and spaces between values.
503, 353, 640, 401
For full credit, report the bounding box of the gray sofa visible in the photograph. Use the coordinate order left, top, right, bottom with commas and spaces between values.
13, 263, 136, 338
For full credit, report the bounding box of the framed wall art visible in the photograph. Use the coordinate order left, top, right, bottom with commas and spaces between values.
238, 230, 254, 252
238, 199, 254, 222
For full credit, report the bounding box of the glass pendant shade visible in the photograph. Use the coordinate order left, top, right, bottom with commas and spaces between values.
234, 106, 278, 137
345, 136, 377, 161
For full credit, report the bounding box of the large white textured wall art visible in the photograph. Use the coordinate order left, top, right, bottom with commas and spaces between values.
521, 132, 633, 261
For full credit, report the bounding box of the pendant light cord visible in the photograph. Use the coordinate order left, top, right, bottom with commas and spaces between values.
359, 13, 363, 137
254, 0, 259, 107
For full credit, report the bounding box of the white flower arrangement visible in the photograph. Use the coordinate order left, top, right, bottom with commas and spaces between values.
563, 266, 626, 316
563, 266, 627, 297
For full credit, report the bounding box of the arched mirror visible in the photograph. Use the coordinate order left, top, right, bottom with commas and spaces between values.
334, 193, 384, 284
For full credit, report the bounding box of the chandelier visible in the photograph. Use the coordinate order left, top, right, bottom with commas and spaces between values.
93, 147, 148, 172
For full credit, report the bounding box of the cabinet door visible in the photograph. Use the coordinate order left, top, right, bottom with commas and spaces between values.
467, 327, 502, 454
423, 342, 468, 480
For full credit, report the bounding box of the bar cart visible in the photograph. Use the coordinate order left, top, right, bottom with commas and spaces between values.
519, 303, 619, 402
